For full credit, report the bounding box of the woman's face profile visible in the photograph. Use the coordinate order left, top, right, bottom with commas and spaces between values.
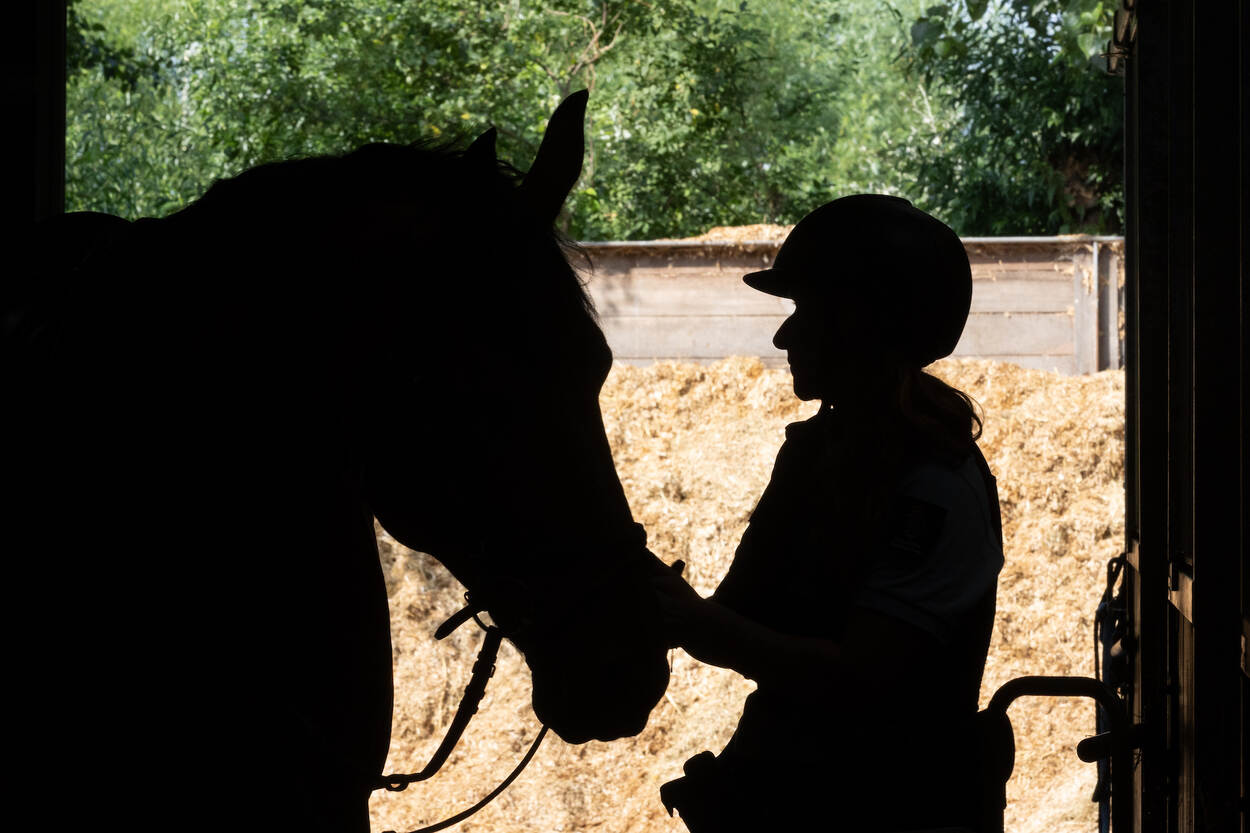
773, 297, 848, 403
774, 287, 894, 408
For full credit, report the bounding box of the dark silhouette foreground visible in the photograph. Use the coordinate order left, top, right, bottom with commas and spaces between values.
4, 91, 670, 832
653, 196, 1004, 832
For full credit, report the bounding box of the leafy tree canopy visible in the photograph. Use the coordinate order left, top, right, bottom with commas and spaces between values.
67, 0, 1123, 237
897, 0, 1122, 234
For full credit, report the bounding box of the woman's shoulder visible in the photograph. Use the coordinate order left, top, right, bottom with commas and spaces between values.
891, 444, 1000, 557
782, 406, 834, 442
897, 445, 986, 504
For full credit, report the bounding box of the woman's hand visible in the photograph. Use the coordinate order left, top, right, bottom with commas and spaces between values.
651, 559, 847, 693
651, 561, 752, 671
650, 560, 702, 644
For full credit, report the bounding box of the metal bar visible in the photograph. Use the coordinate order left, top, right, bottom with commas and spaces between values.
986, 676, 1133, 833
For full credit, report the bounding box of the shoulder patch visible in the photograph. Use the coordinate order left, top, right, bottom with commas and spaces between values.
886, 495, 948, 559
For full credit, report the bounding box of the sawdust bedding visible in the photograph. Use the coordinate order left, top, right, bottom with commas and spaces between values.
661, 224, 794, 245
372, 357, 1123, 833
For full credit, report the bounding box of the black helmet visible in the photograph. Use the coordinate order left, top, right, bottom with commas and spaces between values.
744, 194, 971, 367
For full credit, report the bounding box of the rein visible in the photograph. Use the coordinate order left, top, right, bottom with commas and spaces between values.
372, 525, 652, 833
374, 593, 547, 833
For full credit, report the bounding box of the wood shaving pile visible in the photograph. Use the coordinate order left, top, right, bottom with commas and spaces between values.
667, 224, 794, 244
371, 357, 1123, 833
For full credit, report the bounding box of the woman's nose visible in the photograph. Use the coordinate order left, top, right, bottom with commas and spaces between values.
773, 314, 794, 351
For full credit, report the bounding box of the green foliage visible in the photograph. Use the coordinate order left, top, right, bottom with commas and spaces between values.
67, 0, 219, 218
67, 0, 1122, 237
577, 0, 924, 239
68, 0, 153, 89
577, 2, 857, 238
897, 0, 1123, 234
68, 1, 679, 229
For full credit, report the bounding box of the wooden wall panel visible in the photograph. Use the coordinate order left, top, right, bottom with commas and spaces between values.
582, 238, 1122, 375
955, 312, 1076, 356
591, 271, 1074, 316
592, 273, 794, 317
601, 312, 1075, 364
599, 314, 785, 359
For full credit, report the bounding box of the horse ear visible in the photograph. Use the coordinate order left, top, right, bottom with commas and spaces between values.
519, 89, 588, 226
465, 127, 498, 167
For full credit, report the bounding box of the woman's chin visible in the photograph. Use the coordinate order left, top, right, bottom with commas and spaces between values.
790, 378, 821, 401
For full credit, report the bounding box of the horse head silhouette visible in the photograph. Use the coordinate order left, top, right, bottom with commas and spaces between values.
7, 91, 668, 832
347, 90, 671, 746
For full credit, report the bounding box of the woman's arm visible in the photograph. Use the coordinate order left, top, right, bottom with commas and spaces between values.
653, 570, 944, 702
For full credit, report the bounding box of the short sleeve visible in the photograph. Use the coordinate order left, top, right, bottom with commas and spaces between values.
853, 455, 1004, 644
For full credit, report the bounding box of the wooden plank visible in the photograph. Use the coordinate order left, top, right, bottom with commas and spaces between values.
969, 263, 1076, 282
953, 312, 1075, 356
610, 353, 1078, 375
1123, 2, 1172, 825
968, 247, 1079, 259
970, 279, 1074, 312
611, 356, 793, 369
591, 262, 757, 281
586, 273, 1073, 316
1189, 3, 1246, 826
970, 267, 1075, 283
595, 259, 1076, 282
1072, 249, 1099, 374
1097, 246, 1124, 369
591, 251, 1077, 278
599, 311, 1074, 361
588, 253, 772, 276
600, 315, 784, 359
964, 247, 1083, 264
588, 273, 794, 317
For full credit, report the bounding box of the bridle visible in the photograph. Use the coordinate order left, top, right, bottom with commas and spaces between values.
373, 523, 654, 833
373, 591, 547, 833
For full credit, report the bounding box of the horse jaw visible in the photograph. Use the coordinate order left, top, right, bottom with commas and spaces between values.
518, 89, 588, 226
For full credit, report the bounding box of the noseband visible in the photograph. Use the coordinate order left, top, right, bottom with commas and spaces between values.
374, 522, 652, 833
374, 593, 547, 833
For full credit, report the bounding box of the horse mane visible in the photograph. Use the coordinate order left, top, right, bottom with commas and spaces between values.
173, 139, 598, 319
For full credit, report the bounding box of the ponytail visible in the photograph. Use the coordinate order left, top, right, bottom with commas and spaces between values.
897, 368, 984, 462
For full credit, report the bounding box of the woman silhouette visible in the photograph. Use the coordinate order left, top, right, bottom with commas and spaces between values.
654, 195, 1003, 832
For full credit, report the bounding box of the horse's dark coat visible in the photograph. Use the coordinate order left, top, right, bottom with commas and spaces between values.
5, 93, 669, 831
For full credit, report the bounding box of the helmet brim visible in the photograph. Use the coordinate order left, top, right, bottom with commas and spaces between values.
742, 268, 796, 299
